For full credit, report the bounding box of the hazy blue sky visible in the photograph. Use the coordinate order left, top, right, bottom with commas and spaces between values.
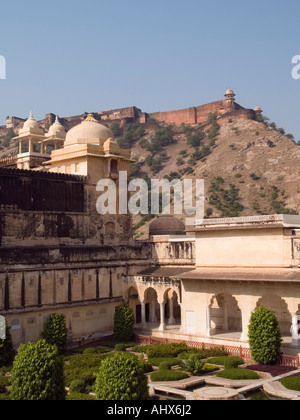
1, 0, 300, 138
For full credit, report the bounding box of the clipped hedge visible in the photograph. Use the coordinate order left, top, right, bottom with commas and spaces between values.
150, 370, 189, 382
216, 368, 259, 380
64, 353, 103, 387
146, 343, 189, 358
206, 356, 244, 368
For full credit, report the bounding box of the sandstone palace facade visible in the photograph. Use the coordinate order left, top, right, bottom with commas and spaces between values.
1, 92, 300, 356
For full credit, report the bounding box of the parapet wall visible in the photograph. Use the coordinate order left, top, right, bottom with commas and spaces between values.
150, 101, 255, 126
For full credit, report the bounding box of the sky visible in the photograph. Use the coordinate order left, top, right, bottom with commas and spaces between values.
1, 0, 300, 138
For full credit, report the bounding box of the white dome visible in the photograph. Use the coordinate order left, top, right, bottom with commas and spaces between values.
23, 111, 40, 130
46, 116, 66, 138
65, 114, 114, 146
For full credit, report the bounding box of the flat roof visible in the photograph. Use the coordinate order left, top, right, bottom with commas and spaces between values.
176, 267, 300, 283
187, 215, 300, 232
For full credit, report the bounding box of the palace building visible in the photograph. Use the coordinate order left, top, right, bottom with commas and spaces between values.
0, 111, 300, 356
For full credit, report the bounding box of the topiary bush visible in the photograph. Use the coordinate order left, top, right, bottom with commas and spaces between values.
95, 352, 149, 400
10, 339, 65, 400
42, 313, 68, 355
113, 304, 135, 343
248, 307, 282, 365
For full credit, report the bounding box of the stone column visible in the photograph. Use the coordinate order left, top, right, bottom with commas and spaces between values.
240, 308, 252, 342
291, 315, 299, 347
29, 138, 33, 153
168, 297, 176, 325
141, 302, 147, 328
206, 306, 211, 337
159, 302, 166, 331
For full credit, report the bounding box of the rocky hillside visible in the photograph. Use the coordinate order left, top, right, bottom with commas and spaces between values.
1, 115, 300, 240
125, 117, 300, 239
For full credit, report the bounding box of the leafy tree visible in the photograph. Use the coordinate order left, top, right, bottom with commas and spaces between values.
95, 352, 149, 400
10, 339, 65, 400
114, 303, 135, 342
248, 307, 282, 365
0, 321, 14, 367
42, 314, 68, 354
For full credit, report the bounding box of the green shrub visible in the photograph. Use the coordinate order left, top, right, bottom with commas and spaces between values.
159, 362, 172, 371
69, 379, 86, 394
115, 343, 126, 352
150, 370, 189, 382
180, 356, 204, 376
113, 304, 135, 342
11, 339, 65, 400
148, 357, 180, 367
206, 356, 244, 368
0, 393, 11, 400
146, 343, 189, 358
42, 314, 68, 355
95, 352, 149, 401
216, 368, 259, 380
281, 377, 300, 392
66, 393, 96, 401
248, 307, 282, 365
64, 353, 103, 387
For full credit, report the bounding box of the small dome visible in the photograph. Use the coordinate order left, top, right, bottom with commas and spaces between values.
46, 116, 66, 138
23, 111, 40, 130
225, 89, 235, 96
149, 215, 186, 236
254, 106, 262, 113
65, 114, 114, 146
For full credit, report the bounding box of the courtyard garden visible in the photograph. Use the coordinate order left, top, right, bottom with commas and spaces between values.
0, 305, 300, 400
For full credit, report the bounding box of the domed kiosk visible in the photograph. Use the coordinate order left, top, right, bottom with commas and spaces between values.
47, 114, 133, 181
149, 215, 186, 237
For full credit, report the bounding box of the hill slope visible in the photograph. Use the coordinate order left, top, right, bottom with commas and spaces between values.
128, 117, 300, 239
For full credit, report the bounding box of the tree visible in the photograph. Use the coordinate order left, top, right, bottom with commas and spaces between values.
95, 352, 149, 400
248, 307, 282, 365
10, 339, 65, 400
42, 314, 68, 354
0, 321, 14, 367
114, 303, 135, 342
